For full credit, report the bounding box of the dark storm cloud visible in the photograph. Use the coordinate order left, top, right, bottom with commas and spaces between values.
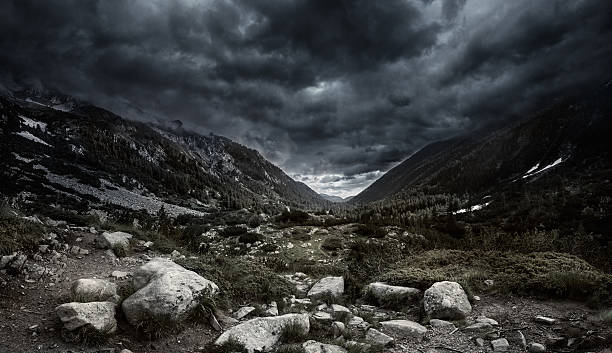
1, 0, 611, 196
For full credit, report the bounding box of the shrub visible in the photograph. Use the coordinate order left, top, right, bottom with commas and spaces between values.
0, 215, 44, 255
261, 243, 278, 252
238, 232, 263, 244
275, 344, 306, 353
276, 210, 310, 224
279, 322, 308, 344
220, 225, 248, 238
321, 236, 343, 251
355, 224, 386, 238
247, 215, 263, 228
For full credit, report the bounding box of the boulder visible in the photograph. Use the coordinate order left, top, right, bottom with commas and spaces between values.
215, 313, 309, 353
235, 306, 257, 320
303, 340, 347, 353
365, 328, 394, 346
528, 343, 546, 352
366, 282, 421, 304
71, 278, 119, 303
380, 320, 427, 339
56, 301, 117, 333
491, 338, 510, 352
476, 316, 499, 326
121, 258, 218, 326
423, 281, 471, 320
307, 276, 344, 300
430, 319, 455, 328
96, 231, 133, 251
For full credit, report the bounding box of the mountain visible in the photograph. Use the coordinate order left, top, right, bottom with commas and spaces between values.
319, 193, 353, 203
352, 84, 612, 204
0, 88, 327, 217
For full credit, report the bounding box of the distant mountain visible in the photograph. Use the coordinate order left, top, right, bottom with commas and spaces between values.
0, 88, 327, 216
319, 193, 353, 203
352, 84, 612, 204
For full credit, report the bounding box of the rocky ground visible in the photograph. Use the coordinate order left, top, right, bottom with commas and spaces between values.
1, 219, 611, 353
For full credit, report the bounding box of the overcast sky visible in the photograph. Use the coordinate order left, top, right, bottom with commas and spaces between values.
2, 0, 611, 197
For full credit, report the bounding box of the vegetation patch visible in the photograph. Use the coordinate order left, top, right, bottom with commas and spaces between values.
0, 212, 45, 255
377, 250, 612, 306
321, 236, 344, 251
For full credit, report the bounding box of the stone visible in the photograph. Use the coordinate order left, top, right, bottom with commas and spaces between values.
474, 337, 485, 347
528, 343, 546, 352
518, 330, 527, 350
365, 328, 394, 346
464, 322, 493, 335
56, 301, 117, 333
303, 340, 347, 353
307, 276, 344, 300
96, 231, 133, 251
534, 316, 556, 325
121, 258, 218, 326
110, 271, 130, 279
265, 301, 278, 316
235, 306, 256, 320
429, 319, 455, 328
332, 321, 346, 338
71, 278, 119, 303
120, 350, 133, 353
380, 320, 427, 339
366, 282, 421, 303
330, 304, 352, 321
215, 313, 309, 353
312, 311, 333, 322
491, 338, 510, 352
476, 316, 499, 326
423, 281, 472, 320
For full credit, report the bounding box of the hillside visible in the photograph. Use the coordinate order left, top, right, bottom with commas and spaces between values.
0, 88, 327, 218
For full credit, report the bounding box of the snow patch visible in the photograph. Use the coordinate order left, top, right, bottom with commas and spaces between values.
522, 158, 564, 179
526, 163, 539, 174
15, 131, 53, 147
453, 201, 492, 214
19, 115, 47, 131
12, 152, 34, 163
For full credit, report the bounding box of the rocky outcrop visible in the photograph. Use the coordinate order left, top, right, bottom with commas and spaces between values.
56, 301, 117, 333
71, 278, 119, 303
96, 231, 133, 251
307, 276, 344, 300
423, 281, 472, 320
121, 258, 218, 326
215, 313, 310, 353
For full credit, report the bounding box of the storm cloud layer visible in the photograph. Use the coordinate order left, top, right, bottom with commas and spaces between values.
2, 0, 611, 197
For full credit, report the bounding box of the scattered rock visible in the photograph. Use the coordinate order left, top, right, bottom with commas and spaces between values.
476, 316, 499, 326
332, 321, 346, 338
110, 271, 130, 280
235, 306, 256, 320
534, 316, 556, 325
474, 337, 485, 347
71, 278, 119, 303
366, 282, 421, 303
491, 338, 510, 352
55, 301, 117, 333
215, 313, 309, 353
423, 281, 472, 320
429, 319, 455, 328
307, 276, 344, 300
121, 258, 218, 326
464, 322, 493, 335
380, 320, 427, 339
303, 340, 347, 353
528, 342, 546, 352
312, 311, 333, 323
365, 328, 394, 346
265, 302, 278, 316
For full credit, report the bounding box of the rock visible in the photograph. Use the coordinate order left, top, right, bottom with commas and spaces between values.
71, 279, 119, 303
121, 258, 218, 326
528, 343, 546, 352
307, 276, 344, 300
110, 271, 130, 279
366, 328, 394, 346
474, 337, 485, 347
484, 279, 495, 286
215, 313, 309, 353
170, 249, 182, 259
380, 320, 427, 339
423, 281, 472, 320
518, 330, 527, 349
303, 340, 347, 353
96, 231, 133, 251
120, 350, 133, 353
348, 316, 368, 329
332, 321, 346, 338
366, 282, 421, 304
345, 341, 372, 352
429, 319, 455, 328
534, 316, 556, 325
265, 302, 278, 316
234, 306, 256, 320
476, 316, 499, 326
312, 311, 333, 322
56, 302, 117, 333
38, 245, 49, 253
491, 338, 510, 352
464, 322, 493, 335
330, 304, 352, 321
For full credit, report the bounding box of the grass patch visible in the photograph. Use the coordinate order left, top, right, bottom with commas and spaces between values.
60, 325, 114, 346
203, 337, 248, 353
321, 236, 344, 251
220, 225, 248, 238
112, 243, 128, 257
355, 224, 386, 239
377, 250, 612, 306
177, 256, 294, 308
238, 232, 263, 244
0, 214, 45, 255
279, 322, 308, 344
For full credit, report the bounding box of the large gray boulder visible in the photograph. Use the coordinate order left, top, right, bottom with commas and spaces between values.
72, 278, 119, 303
307, 276, 344, 300
215, 313, 309, 353
380, 320, 427, 339
121, 258, 218, 326
365, 328, 394, 346
303, 340, 347, 353
56, 301, 117, 333
96, 231, 133, 251
423, 281, 471, 320
366, 282, 421, 304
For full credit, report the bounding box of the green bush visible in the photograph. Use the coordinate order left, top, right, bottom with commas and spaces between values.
238, 232, 263, 244
0, 215, 44, 255
276, 210, 310, 224
355, 224, 386, 238
321, 236, 344, 251
220, 225, 248, 238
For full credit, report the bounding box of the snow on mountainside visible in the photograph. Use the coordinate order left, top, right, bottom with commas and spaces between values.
0, 89, 326, 217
